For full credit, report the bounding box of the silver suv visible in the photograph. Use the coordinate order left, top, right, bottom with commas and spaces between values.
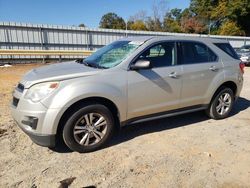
11, 36, 244, 152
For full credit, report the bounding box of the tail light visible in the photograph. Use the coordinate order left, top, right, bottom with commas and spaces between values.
239, 62, 245, 74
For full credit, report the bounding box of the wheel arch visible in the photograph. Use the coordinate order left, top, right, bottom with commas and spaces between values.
56, 96, 121, 141
209, 81, 237, 104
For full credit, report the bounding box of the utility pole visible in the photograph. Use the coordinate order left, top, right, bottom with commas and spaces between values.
208, 19, 211, 36
125, 19, 128, 37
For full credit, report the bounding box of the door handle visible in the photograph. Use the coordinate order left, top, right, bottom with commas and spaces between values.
209, 66, 218, 72
169, 72, 179, 78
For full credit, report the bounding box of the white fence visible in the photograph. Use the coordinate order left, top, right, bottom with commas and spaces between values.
1, 21, 250, 62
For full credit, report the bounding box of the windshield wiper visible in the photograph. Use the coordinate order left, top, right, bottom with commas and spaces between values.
75, 59, 94, 67
75, 59, 107, 69
85, 63, 99, 68
75, 59, 83, 63
89, 63, 108, 69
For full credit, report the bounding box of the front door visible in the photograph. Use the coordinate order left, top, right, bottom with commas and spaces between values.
127, 42, 182, 119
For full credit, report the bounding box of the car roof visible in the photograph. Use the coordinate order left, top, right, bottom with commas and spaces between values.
121, 36, 228, 44
119, 36, 154, 42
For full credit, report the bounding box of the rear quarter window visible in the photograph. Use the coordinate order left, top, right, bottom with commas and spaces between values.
214, 43, 239, 60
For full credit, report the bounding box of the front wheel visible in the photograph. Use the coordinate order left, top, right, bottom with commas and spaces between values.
206, 87, 234, 120
62, 104, 115, 153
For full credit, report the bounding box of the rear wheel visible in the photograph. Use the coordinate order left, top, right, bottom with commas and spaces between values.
62, 104, 114, 153
206, 87, 234, 119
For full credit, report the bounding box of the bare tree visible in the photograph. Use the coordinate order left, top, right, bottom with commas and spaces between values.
152, 0, 168, 22
128, 0, 169, 32
129, 10, 148, 22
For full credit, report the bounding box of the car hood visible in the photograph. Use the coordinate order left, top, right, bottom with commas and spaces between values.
20, 61, 100, 88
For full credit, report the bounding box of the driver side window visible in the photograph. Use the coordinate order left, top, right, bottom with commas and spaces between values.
139, 42, 175, 68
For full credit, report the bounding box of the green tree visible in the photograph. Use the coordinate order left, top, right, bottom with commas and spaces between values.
211, 0, 250, 23
181, 8, 192, 18
128, 20, 148, 31
128, 10, 148, 31
163, 18, 181, 32
190, 0, 250, 35
96, 0, 250, 36
169, 8, 182, 21
163, 8, 182, 33
146, 17, 163, 31
99, 13, 126, 29
78, 23, 86, 27
224, 0, 250, 35
218, 20, 245, 36
190, 0, 214, 19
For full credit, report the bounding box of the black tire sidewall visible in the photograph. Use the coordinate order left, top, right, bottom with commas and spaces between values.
210, 88, 234, 119
62, 104, 114, 153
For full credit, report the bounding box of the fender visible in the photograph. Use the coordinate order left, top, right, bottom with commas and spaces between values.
41, 79, 127, 134
204, 65, 240, 104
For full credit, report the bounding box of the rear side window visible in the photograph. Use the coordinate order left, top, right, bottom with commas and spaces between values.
180, 42, 217, 64
214, 43, 239, 60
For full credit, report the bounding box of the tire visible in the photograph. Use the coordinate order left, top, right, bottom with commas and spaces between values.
206, 87, 234, 120
62, 103, 115, 153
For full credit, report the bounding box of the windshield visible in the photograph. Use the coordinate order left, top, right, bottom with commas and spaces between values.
82, 40, 142, 69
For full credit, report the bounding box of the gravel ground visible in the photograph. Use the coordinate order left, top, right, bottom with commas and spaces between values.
0, 64, 250, 188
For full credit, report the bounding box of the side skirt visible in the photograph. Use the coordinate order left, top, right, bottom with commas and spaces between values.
121, 104, 208, 126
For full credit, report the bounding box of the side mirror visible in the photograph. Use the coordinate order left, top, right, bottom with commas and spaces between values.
130, 59, 151, 70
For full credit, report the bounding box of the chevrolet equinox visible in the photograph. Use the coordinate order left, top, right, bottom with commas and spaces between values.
11, 36, 244, 152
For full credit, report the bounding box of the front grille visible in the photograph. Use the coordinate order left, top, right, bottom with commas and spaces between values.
12, 97, 19, 107
17, 83, 24, 93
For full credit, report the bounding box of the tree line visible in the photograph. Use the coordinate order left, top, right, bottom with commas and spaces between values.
79, 0, 250, 36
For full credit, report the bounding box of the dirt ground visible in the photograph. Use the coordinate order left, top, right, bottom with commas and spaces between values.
0, 64, 250, 188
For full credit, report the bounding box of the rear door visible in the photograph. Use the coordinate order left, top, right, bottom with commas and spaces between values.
178, 41, 222, 108
127, 41, 182, 119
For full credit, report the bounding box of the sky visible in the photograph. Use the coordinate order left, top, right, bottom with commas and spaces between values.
0, 0, 190, 28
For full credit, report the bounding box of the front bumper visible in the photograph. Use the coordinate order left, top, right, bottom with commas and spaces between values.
14, 118, 55, 147
11, 105, 56, 147
10, 85, 62, 148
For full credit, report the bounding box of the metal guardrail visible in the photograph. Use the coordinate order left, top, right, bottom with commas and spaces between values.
0, 49, 94, 63
0, 49, 93, 56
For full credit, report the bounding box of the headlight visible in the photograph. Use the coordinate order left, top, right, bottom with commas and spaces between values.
25, 82, 59, 102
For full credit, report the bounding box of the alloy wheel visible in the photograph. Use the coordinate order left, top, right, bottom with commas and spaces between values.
216, 92, 232, 116
73, 113, 107, 146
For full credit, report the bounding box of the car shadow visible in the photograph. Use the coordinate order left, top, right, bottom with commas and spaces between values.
51, 97, 250, 153
108, 111, 208, 148
231, 97, 250, 116
107, 97, 250, 149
